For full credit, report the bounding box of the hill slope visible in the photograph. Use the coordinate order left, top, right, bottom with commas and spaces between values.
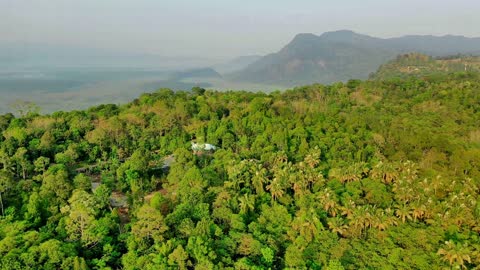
232, 30, 480, 86
1, 75, 480, 269
371, 53, 480, 80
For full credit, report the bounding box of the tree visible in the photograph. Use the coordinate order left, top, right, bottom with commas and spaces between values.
325, 259, 346, 270
39, 167, 72, 210
437, 241, 472, 269
14, 147, 30, 179
168, 245, 190, 269
327, 217, 348, 237
290, 207, 323, 243
62, 189, 102, 246
33, 156, 50, 174
131, 204, 168, 243
395, 204, 413, 223
192, 86, 206, 96
238, 193, 255, 214
0, 170, 14, 216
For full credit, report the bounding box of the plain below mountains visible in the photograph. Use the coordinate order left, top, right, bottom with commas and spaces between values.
230, 30, 480, 86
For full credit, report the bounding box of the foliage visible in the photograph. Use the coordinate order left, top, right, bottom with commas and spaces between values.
0, 75, 479, 269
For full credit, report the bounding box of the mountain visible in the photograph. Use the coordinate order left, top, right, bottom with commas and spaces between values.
370, 53, 480, 80
232, 30, 480, 86
214, 55, 263, 74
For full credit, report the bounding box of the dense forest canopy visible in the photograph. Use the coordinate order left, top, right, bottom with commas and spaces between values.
0, 72, 480, 269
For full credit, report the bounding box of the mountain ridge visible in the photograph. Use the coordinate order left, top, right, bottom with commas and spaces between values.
232, 30, 480, 86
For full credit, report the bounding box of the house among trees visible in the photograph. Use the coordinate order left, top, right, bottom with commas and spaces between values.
191, 141, 217, 155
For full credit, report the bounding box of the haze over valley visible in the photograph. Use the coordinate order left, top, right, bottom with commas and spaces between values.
2, 30, 480, 113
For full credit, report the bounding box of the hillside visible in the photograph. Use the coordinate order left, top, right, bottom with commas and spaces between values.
1, 74, 480, 269
371, 53, 480, 80
232, 30, 480, 86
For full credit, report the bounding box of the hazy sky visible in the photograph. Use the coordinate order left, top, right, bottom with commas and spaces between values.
2, 0, 480, 59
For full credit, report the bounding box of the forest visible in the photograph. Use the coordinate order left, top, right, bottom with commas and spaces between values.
0, 71, 479, 269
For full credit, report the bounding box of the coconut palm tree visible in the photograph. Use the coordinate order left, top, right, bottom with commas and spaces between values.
303, 147, 321, 169
347, 206, 373, 237
317, 188, 339, 217
372, 209, 397, 231
395, 203, 413, 223
410, 201, 426, 222
437, 241, 472, 269
251, 164, 268, 195
238, 193, 255, 214
370, 161, 398, 184
329, 162, 368, 184
266, 178, 285, 201
398, 160, 419, 184
340, 199, 356, 219
291, 207, 323, 243
327, 217, 348, 237
266, 166, 288, 201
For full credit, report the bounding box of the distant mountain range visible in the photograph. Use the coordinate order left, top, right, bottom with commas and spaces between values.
231, 30, 480, 86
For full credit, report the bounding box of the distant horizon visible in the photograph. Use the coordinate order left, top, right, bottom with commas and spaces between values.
2, 29, 480, 62
2, 0, 479, 59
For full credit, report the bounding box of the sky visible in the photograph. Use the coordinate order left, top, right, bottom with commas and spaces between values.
1, 0, 480, 60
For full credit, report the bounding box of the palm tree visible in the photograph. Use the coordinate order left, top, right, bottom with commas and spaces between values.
303, 147, 321, 169
302, 166, 324, 191
327, 217, 348, 237
238, 193, 255, 214
340, 199, 356, 219
251, 164, 268, 195
266, 178, 285, 201
395, 204, 413, 223
410, 201, 426, 222
291, 207, 323, 243
370, 161, 398, 184
225, 161, 248, 191
393, 181, 415, 204
398, 160, 419, 184
430, 175, 445, 198
437, 241, 472, 269
289, 166, 310, 199
347, 206, 373, 237
372, 209, 397, 231
266, 167, 288, 201
317, 188, 339, 217
329, 162, 368, 183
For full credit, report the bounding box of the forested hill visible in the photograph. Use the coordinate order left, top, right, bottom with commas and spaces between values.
1, 74, 480, 269
231, 30, 480, 86
370, 53, 480, 80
